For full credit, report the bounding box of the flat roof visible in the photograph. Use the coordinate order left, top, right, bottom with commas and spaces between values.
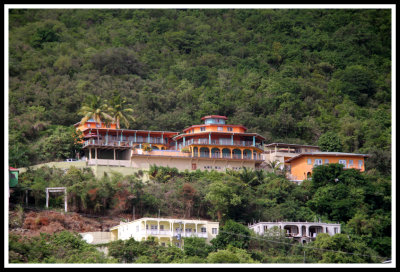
284, 152, 370, 163
201, 115, 228, 120
173, 131, 266, 140
80, 127, 179, 135
265, 143, 320, 148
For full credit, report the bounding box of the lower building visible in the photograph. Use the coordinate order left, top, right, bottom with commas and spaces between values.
248, 221, 341, 244
110, 217, 219, 247
284, 152, 369, 184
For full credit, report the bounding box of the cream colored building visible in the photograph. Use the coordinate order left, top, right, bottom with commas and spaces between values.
110, 217, 219, 247
248, 221, 341, 244
263, 143, 320, 166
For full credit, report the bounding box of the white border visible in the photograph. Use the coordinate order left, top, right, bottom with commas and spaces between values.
4, 4, 396, 269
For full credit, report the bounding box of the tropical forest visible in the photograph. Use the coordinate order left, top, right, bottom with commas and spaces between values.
7, 7, 392, 265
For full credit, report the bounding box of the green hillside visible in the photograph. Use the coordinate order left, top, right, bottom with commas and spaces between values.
8, 8, 392, 173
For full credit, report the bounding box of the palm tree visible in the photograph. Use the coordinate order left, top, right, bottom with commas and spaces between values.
267, 160, 282, 174
105, 92, 135, 129
78, 94, 112, 127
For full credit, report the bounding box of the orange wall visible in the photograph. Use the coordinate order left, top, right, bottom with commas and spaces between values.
288, 155, 366, 181
77, 121, 117, 132
186, 125, 246, 134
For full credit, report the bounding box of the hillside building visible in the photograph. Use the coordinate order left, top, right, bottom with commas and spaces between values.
284, 152, 369, 184
248, 221, 341, 244
110, 217, 219, 247
263, 143, 320, 166
75, 115, 266, 172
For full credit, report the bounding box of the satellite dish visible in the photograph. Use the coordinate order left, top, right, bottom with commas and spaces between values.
83, 234, 94, 244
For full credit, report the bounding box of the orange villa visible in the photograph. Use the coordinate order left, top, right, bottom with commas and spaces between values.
75, 115, 266, 172
284, 152, 370, 184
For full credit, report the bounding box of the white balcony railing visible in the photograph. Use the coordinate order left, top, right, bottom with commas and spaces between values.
139, 230, 208, 238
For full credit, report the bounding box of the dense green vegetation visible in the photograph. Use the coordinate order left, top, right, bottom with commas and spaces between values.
9, 231, 116, 263
9, 164, 391, 263
8, 9, 391, 175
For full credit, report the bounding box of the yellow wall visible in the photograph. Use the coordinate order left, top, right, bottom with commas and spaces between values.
288, 155, 366, 181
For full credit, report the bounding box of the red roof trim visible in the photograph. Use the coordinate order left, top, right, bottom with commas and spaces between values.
284, 152, 370, 163
183, 124, 248, 132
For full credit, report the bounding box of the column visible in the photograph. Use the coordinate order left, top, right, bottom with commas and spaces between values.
183, 136, 186, 147
113, 149, 116, 160
158, 220, 160, 235
134, 132, 137, 143
148, 132, 150, 144
89, 148, 92, 160
209, 147, 212, 158
95, 148, 97, 159
231, 134, 233, 145
209, 133, 211, 144
64, 188, 67, 213
121, 130, 123, 141
106, 130, 108, 145
46, 188, 49, 208
253, 136, 255, 146
230, 148, 233, 159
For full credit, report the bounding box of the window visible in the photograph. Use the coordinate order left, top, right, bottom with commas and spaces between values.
339, 160, 347, 167
87, 124, 91, 128
334, 227, 338, 234
201, 227, 207, 233
324, 159, 329, 164
160, 225, 164, 230
200, 127, 205, 132
307, 158, 312, 165
227, 127, 233, 132
217, 126, 223, 131
151, 225, 157, 230
358, 160, 363, 168
212, 228, 218, 235
314, 159, 323, 166
349, 160, 353, 166
96, 123, 101, 128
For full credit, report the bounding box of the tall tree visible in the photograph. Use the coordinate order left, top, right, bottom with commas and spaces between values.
105, 92, 135, 129
77, 94, 112, 127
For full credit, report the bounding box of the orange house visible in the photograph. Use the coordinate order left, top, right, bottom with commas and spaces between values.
284, 152, 369, 183
173, 115, 266, 161
73, 115, 266, 172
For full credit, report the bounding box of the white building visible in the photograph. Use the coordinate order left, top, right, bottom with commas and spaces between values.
110, 217, 219, 247
248, 221, 341, 243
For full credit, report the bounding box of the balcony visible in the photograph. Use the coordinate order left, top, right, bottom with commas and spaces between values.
82, 139, 169, 149
139, 230, 208, 238
185, 139, 263, 149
